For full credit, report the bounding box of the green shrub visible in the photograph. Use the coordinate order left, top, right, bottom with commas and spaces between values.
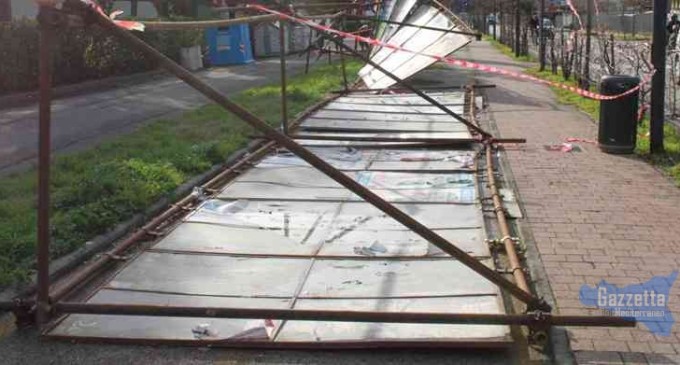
0, 19, 196, 94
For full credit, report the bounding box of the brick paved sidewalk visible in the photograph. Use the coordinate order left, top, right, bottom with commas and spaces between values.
460, 41, 680, 364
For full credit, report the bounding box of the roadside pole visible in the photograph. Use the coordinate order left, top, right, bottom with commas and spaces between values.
651, 0, 668, 153
582, 0, 592, 90
539, 0, 545, 71
493, 0, 497, 40
515, 0, 521, 57
279, 19, 289, 135
36, 5, 53, 327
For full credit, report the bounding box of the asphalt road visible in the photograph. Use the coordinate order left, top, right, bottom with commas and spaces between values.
0, 58, 309, 176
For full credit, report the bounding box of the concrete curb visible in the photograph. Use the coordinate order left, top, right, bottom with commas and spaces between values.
0, 70, 168, 110
481, 96, 576, 365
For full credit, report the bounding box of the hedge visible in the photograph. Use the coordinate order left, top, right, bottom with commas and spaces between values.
0, 19, 195, 95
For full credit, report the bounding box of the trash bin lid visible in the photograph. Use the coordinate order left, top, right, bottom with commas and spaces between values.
599, 75, 640, 95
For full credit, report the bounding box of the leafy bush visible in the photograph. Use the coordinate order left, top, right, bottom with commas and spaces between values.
0, 19, 199, 94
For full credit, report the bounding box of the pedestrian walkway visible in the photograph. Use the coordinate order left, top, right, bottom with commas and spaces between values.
459, 41, 680, 363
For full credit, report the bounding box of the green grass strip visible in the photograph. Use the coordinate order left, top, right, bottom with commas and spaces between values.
0, 61, 361, 287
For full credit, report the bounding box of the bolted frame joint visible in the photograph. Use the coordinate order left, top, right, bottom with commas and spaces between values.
525, 310, 551, 346
527, 298, 552, 313
9, 298, 36, 327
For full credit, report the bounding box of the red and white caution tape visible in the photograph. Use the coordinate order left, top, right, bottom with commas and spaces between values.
107, 9, 146, 31
565, 137, 597, 144
565, 0, 584, 29
638, 103, 650, 122
82, 0, 145, 31
546, 138, 597, 153
546, 143, 576, 152
250, 4, 651, 101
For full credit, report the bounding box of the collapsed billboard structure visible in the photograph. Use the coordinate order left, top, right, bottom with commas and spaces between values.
359, 0, 471, 89
0, 0, 633, 352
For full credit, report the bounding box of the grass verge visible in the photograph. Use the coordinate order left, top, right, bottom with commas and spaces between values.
0, 60, 361, 288
483, 35, 536, 63
525, 67, 680, 185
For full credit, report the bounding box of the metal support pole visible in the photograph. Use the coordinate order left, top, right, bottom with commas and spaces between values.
514, 0, 521, 57
539, 0, 546, 71
467, 84, 530, 294
486, 146, 529, 292
54, 302, 635, 327
279, 19, 289, 135
610, 33, 616, 73
36, 6, 53, 327
582, 0, 593, 90
493, 0, 497, 40
86, 6, 545, 311
500, 6, 504, 43
215, 2, 380, 12
651, 0, 667, 153
292, 135, 526, 144
339, 16, 349, 92
343, 14, 482, 37
291, 135, 478, 143
304, 27, 313, 74
142, 14, 279, 31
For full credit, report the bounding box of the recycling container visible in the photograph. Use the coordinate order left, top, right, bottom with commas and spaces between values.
598, 75, 640, 154
206, 24, 254, 65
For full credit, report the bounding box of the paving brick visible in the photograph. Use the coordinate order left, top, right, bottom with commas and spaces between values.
571, 338, 596, 351
649, 343, 677, 355
627, 342, 652, 354
574, 351, 624, 365
593, 340, 630, 353
645, 353, 680, 365
471, 39, 680, 362
619, 352, 648, 365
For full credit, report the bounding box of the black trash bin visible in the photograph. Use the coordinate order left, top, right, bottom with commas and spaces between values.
598, 75, 640, 154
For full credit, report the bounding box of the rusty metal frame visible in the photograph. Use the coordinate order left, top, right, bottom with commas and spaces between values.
213, 1, 383, 13
279, 18, 289, 134
298, 12, 345, 74
35, 6, 54, 327
53, 302, 633, 328
142, 14, 278, 30
0, 1, 637, 343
